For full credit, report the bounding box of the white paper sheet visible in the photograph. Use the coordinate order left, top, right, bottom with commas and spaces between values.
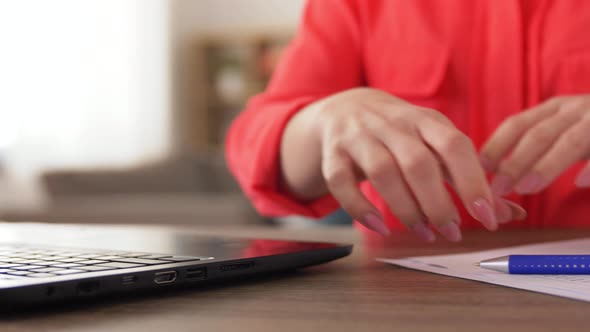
378, 238, 590, 302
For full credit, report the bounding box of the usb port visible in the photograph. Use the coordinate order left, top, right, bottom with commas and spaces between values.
121, 275, 137, 285
186, 267, 207, 281
154, 271, 177, 284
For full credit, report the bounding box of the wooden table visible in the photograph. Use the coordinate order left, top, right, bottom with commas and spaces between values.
0, 223, 588, 332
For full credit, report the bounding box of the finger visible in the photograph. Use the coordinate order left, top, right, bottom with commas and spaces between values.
383, 106, 524, 226
438, 154, 527, 225
347, 136, 436, 242
321, 148, 390, 236
517, 114, 590, 194
373, 123, 462, 242
480, 98, 562, 173
494, 111, 579, 195
416, 114, 498, 231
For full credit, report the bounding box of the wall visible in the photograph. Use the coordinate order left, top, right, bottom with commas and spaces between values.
0, 0, 172, 209
168, 0, 306, 151
0, 0, 307, 210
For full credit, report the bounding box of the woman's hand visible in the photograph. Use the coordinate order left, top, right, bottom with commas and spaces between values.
281, 88, 525, 242
480, 95, 590, 196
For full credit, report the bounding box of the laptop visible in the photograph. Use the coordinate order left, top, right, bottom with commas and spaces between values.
0, 225, 352, 310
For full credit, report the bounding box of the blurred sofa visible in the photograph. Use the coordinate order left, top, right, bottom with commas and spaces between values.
0, 152, 262, 225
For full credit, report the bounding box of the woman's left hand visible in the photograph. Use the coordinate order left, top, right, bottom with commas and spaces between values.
480, 95, 590, 196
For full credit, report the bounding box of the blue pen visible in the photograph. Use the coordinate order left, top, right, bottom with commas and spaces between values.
478, 255, 590, 274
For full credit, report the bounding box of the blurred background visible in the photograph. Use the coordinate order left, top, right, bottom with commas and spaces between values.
0, 0, 351, 227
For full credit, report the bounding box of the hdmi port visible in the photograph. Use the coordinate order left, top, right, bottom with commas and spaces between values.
154, 271, 177, 284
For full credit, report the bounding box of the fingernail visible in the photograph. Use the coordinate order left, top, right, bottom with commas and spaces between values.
503, 199, 527, 220
575, 170, 590, 188
494, 198, 512, 224
491, 174, 513, 196
435, 222, 462, 242
363, 213, 391, 237
471, 198, 498, 231
480, 155, 494, 173
514, 172, 544, 194
410, 223, 436, 242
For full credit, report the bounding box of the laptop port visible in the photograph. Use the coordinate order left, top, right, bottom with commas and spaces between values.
154, 271, 177, 284
121, 275, 137, 285
186, 267, 207, 281
77, 281, 100, 296
220, 261, 254, 272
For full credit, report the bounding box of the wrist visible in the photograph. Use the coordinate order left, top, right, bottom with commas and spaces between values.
279, 99, 328, 200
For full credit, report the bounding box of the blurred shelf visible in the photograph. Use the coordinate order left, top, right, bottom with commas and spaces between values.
188, 30, 294, 149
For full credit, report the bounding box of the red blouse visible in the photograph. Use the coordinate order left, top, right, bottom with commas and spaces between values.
226, 0, 590, 235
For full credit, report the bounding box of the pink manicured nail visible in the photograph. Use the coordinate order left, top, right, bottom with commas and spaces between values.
491, 174, 513, 196
471, 198, 498, 231
502, 199, 527, 220
363, 213, 391, 237
435, 222, 462, 242
514, 173, 543, 194
410, 223, 436, 242
575, 170, 590, 188
479, 155, 494, 173
494, 198, 512, 224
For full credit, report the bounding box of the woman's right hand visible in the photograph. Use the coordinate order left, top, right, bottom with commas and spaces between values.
280, 88, 526, 242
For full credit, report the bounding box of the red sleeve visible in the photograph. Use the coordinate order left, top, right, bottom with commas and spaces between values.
225, 0, 363, 218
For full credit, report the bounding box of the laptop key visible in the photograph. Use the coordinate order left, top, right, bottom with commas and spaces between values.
19, 255, 44, 259
13, 265, 45, 270
54, 269, 85, 275
77, 266, 113, 271
32, 267, 61, 273
0, 259, 26, 264
7, 254, 28, 259
39, 261, 71, 267
94, 256, 126, 261
17, 260, 49, 265
55, 252, 83, 257
52, 263, 83, 268
37, 256, 62, 261
96, 262, 143, 269
56, 258, 86, 263
137, 254, 172, 259
6, 271, 32, 276
28, 273, 57, 278
120, 253, 151, 258
0, 258, 17, 262
79, 260, 108, 265
76, 254, 102, 259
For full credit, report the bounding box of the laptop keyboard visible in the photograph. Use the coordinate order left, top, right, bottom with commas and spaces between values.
0, 244, 213, 279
